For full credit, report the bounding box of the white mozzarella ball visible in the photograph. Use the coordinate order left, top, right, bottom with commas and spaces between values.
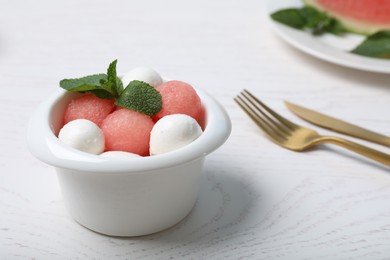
121, 67, 163, 88
58, 119, 105, 154
150, 114, 203, 155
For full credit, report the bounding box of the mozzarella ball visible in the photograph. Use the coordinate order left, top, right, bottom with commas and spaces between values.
150, 114, 203, 155
121, 67, 163, 88
58, 119, 105, 154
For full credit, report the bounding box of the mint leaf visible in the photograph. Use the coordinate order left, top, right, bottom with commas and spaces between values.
88, 89, 116, 100
271, 8, 306, 29
106, 59, 124, 96
299, 6, 333, 35
298, 6, 326, 29
324, 18, 345, 35
271, 6, 346, 36
351, 30, 390, 59
116, 77, 124, 95
60, 74, 107, 91
59, 74, 115, 99
115, 80, 162, 116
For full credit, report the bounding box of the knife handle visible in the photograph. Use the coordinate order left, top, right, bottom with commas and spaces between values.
318, 136, 390, 167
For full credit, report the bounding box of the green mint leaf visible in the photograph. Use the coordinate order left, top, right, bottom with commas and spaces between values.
324, 18, 346, 35
115, 80, 162, 116
298, 6, 326, 29
59, 74, 115, 99
271, 8, 306, 29
60, 74, 107, 91
351, 30, 390, 59
59, 60, 125, 100
271, 6, 346, 36
106, 59, 123, 96
88, 89, 116, 100
116, 76, 124, 95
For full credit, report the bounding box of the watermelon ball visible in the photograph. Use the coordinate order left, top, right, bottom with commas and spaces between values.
58, 119, 105, 155
64, 93, 115, 127
101, 109, 154, 156
152, 80, 203, 124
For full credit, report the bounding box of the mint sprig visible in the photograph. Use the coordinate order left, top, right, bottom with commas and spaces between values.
60, 60, 123, 100
115, 80, 162, 116
271, 6, 346, 36
59, 60, 162, 116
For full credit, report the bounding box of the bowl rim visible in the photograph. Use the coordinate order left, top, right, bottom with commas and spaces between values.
27, 84, 231, 174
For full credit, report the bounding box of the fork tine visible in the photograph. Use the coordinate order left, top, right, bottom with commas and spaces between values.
241, 91, 293, 136
238, 93, 289, 140
234, 96, 286, 143
243, 89, 298, 130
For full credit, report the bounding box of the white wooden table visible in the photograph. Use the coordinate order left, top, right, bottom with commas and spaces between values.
1, 0, 390, 259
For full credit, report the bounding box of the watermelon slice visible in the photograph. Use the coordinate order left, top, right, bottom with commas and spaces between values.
304, 0, 390, 35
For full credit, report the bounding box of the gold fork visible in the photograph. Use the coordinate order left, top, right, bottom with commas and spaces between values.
234, 90, 390, 167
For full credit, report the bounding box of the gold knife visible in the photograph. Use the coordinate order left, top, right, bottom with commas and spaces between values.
285, 101, 390, 147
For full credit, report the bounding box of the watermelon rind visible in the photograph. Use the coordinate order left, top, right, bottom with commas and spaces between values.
304, 0, 390, 35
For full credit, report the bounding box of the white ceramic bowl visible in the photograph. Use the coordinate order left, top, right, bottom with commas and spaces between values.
27, 85, 231, 236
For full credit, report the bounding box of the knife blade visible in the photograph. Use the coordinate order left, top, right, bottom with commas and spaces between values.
285, 101, 390, 147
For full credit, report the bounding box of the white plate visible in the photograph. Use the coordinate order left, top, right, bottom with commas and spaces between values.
267, 0, 390, 73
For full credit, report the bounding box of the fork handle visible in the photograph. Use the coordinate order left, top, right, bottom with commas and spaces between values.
318, 136, 390, 167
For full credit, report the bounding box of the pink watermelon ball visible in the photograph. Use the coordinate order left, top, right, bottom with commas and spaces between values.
64, 94, 115, 127
197, 104, 206, 130
101, 109, 154, 156
152, 80, 203, 124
